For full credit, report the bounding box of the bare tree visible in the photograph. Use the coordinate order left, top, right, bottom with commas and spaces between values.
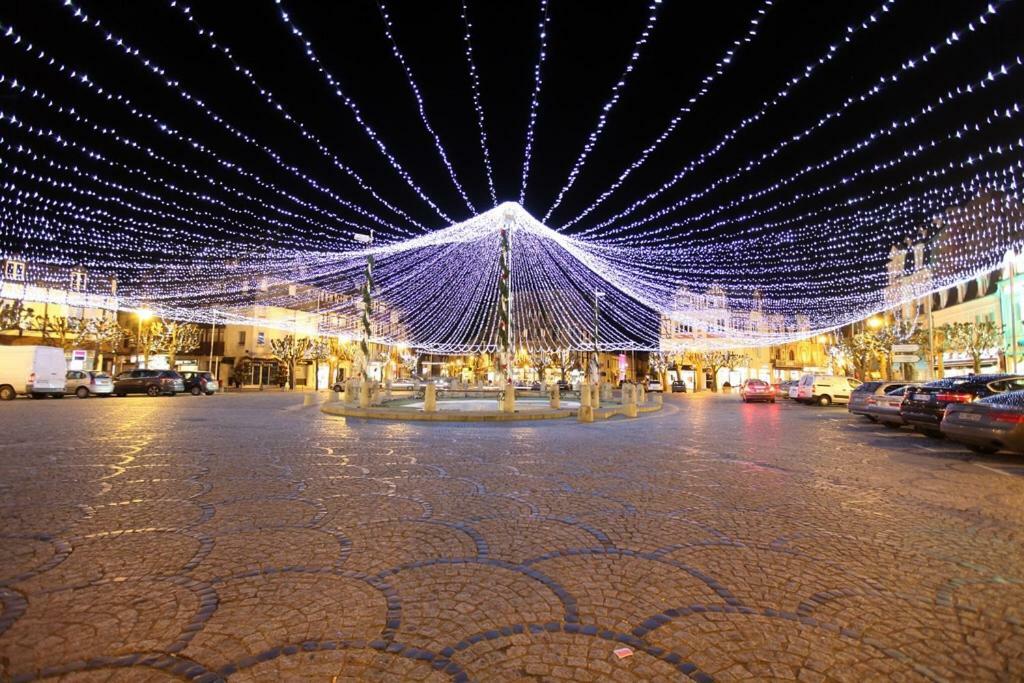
688, 350, 750, 391
270, 335, 312, 390
308, 337, 332, 390
550, 349, 577, 382
942, 321, 1003, 374
164, 322, 202, 367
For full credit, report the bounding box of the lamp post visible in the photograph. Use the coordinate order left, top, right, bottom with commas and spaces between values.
592, 291, 605, 384
1005, 248, 1018, 373
136, 308, 153, 369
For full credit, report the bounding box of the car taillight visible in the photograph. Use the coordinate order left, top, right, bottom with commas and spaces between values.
936, 392, 973, 403
990, 411, 1024, 424
161, 377, 173, 383
866, 397, 877, 405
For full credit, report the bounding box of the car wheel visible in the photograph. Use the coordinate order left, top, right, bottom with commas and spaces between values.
916, 427, 942, 438
146, 385, 160, 397
967, 443, 999, 454
76, 387, 89, 399
770, 398, 776, 403
116, 393, 126, 397
818, 395, 832, 407
0, 385, 15, 401
866, 415, 878, 422
205, 391, 215, 396
883, 422, 901, 429
190, 386, 202, 396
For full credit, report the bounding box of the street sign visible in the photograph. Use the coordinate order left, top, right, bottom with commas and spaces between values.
893, 344, 919, 353
893, 354, 920, 364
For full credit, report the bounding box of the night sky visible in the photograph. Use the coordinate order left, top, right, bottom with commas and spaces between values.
4, 0, 1020, 245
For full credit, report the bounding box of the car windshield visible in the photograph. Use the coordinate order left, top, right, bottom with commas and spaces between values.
855, 381, 882, 393
746, 380, 767, 387
91, 372, 110, 379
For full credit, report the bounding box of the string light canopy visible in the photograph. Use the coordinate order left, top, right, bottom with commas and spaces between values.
0, 1, 1021, 353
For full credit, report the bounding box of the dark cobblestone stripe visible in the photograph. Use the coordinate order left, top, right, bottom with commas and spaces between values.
10, 652, 224, 682
0, 587, 28, 637
0, 534, 72, 587
521, 546, 741, 605
376, 556, 579, 623
444, 621, 713, 682
630, 603, 948, 682
216, 639, 465, 680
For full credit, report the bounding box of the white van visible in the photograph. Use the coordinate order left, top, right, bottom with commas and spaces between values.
0, 345, 67, 400
795, 373, 861, 406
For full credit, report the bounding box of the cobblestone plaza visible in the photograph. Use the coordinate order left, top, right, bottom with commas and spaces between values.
1, 393, 1022, 681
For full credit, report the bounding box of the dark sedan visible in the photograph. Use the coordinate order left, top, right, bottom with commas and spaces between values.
114, 369, 185, 396
941, 390, 1024, 454
899, 374, 1024, 436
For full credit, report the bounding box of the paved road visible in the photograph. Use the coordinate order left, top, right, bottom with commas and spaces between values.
0, 392, 1021, 682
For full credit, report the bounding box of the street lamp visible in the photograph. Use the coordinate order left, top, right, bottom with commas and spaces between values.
136, 308, 153, 369
867, 315, 883, 329
593, 291, 605, 384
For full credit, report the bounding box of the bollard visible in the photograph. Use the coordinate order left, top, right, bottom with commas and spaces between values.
623, 383, 638, 418
637, 385, 646, 406
332, 390, 342, 402
591, 383, 601, 410
549, 384, 560, 409
502, 385, 516, 413
359, 381, 371, 408
423, 382, 437, 412
383, 380, 392, 402
600, 382, 613, 402
578, 382, 594, 422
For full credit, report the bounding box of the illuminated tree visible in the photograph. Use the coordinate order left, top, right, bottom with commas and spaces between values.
164, 322, 202, 367
550, 349, 577, 382
942, 321, 1003, 374
690, 350, 750, 392
270, 335, 312, 390
307, 336, 332, 390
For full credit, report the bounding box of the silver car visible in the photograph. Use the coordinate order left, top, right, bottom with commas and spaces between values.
848, 381, 910, 419
941, 390, 1024, 454
65, 370, 114, 398
862, 384, 918, 428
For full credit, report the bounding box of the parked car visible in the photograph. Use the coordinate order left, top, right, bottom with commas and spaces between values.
795, 373, 862, 406
941, 389, 1024, 454
778, 380, 797, 399
65, 370, 113, 398
0, 345, 66, 400
901, 374, 1024, 437
671, 379, 687, 393
113, 369, 185, 396
647, 377, 663, 392
740, 378, 776, 403
180, 371, 218, 396
788, 383, 800, 400
863, 384, 919, 428
848, 381, 908, 419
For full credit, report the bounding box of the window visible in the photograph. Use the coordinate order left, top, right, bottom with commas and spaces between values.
257, 331, 266, 346
238, 331, 246, 346
788, 350, 795, 362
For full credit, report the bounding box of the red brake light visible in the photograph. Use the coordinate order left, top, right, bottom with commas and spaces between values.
936, 392, 972, 403
990, 411, 1024, 424
866, 397, 877, 405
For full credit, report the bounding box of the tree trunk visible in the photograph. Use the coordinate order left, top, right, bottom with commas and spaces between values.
289, 360, 296, 390
973, 355, 981, 374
